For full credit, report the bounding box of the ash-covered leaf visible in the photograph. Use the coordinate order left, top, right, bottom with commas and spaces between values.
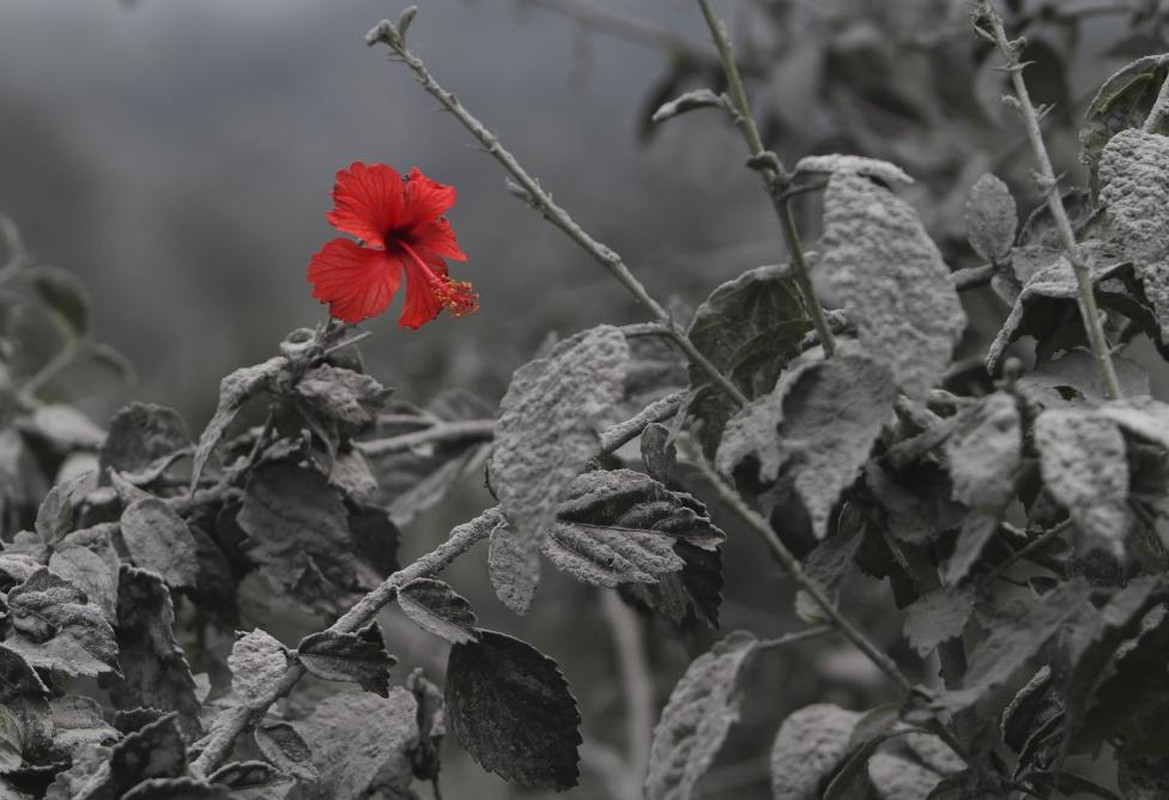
48, 543, 117, 623
867, 752, 943, 800
108, 713, 187, 794
488, 518, 539, 616
903, 588, 975, 657
489, 325, 629, 605
1081, 54, 1169, 180
822, 172, 965, 398
30, 264, 90, 339
295, 625, 395, 695
542, 469, 723, 588
0, 705, 22, 773
99, 403, 191, 475
397, 579, 478, 645
228, 629, 288, 707
34, 472, 92, 548
190, 357, 284, 490
446, 630, 581, 790
294, 364, 392, 434
118, 499, 199, 590
329, 448, 378, 502
1001, 666, 1059, 755
106, 566, 201, 739
936, 580, 1090, 713
687, 265, 810, 457
1035, 409, 1130, 556
770, 704, 861, 800
1020, 349, 1151, 403
237, 460, 372, 616
122, 777, 229, 799
49, 695, 118, 756
965, 173, 1017, 263
621, 537, 723, 630
794, 154, 914, 185
822, 704, 902, 800
1100, 128, 1169, 338
253, 723, 316, 783
645, 631, 757, 800
291, 689, 418, 800
5, 568, 119, 678
1096, 397, 1169, 451
651, 88, 726, 122
718, 353, 896, 538
207, 760, 284, 793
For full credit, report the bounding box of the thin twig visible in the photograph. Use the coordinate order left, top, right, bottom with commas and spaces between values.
757, 625, 834, 649
981, 520, 1072, 586
366, 18, 748, 407
600, 589, 653, 797
597, 390, 686, 454
192, 507, 502, 775
952, 263, 995, 290
694, 0, 836, 357
356, 419, 495, 457
978, 1, 1121, 400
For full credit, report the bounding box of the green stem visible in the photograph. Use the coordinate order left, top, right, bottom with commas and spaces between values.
979, 1, 1121, 400
694, 0, 836, 357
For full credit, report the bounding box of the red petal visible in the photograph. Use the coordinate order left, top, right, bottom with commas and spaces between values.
325, 162, 404, 247
398, 267, 443, 329
308, 238, 402, 323
401, 167, 457, 229
411, 216, 468, 262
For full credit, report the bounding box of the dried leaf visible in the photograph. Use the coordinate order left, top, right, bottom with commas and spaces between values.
822, 173, 965, 397
489, 325, 630, 606
718, 353, 896, 538
99, 403, 190, 475
965, 173, 1017, 263
294, 364, 392, 434
1081, 54, 1169, 178
397, 579, 479, 644
295, 625, 395, 695
619, 539, 723, 630
190, 357, 284, 490
645, 631, 757, 800
5, 568, 119, 678
640, 422, 677, 484
1034, 409, 1130, 556
446, 630, 581, 790
48, 544, 118, 623
119, 499, 199, 590
228, 629, 288, 707
254, 723, 316, 783
107, 566, 202, 738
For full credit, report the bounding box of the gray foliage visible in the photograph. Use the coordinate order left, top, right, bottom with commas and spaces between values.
296, 626, 395, 696
821, 172, 965, 398
1034, 409, 1130, 556
446, 631, 581, 790
770, 704, 861, 800
489, 325, 630, 611
99, 403, 190, 476
645, 631, 756, 800
228, 629, 288, 708
867, 752, 944, 800
965, 173, 1017, 263
487, 518, 540, 616
902, 588, 975, 657
190, 357, 284, 490
4, 568, 118, 678
396, 578, 478, 645
119, 499, 199, 590
294, 364, 392, 434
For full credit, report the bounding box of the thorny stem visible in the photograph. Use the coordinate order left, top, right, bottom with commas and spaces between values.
693, 0, 837, 357
365, 19, 748, 407
192, 508, 503, 776
978, 0, 1122, 400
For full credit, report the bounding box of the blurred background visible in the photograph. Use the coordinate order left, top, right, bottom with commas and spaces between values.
2, 0, 1164, 797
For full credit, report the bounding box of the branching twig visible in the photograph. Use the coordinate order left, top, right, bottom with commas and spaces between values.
192, 507, 503, 775
977, 0, 1121, 400
365, 17, 748, 407
694, 0, 836, 357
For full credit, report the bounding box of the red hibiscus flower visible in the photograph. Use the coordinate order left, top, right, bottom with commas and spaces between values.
307, 162, 478, 328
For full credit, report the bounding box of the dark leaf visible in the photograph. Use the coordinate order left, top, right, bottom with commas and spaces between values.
5, 568, 119, 678
620, 539, 723, 630
207, 760, 280, 789
291, 689, 418, 800
1118, 754, 1169, 800
122, 778, 229, 799
719, 353, 897, 538
640, 422, 677, 484
345, 502, 400, 577
406, 668, 445, 782
645, 631, 757, 800
34, 472, 91, 548
294, 364, 392, 434
1080, 54, 1169, 180
108, 713, 187, 794
822, 173, 965, 398
295, 625, 395, 695
0, 645, 49, 701
965, 173, 1017, 263
106, 566, 202, 739
118, 499, 199, 590
446, 630, 581, 790
542, 469, 724, 587
98, 403, 190, 476
823, 704, 902, 800
396, 579, 478, 645
253, 723, 316, 783
687, 265, 810, 457
489, 325, 630, 608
